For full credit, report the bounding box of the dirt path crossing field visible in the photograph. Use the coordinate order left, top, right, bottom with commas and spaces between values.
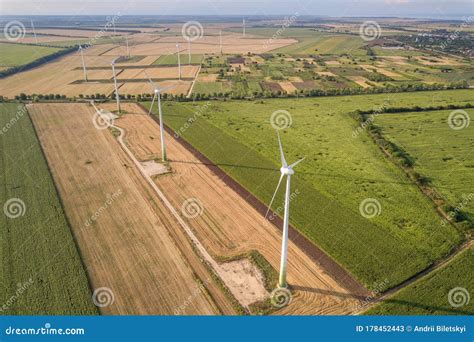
112, 104, 363, 315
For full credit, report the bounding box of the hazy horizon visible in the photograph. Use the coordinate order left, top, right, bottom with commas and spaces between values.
0, 0, 472, 19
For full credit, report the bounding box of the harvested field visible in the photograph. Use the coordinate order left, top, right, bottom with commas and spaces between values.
261, 82, 284, 92
0, 45, 192, 97
317, 71, 337, 77
292, 81, 316, 90
278, 81, 298, 94
115, 104, 364, 315
116, 55, 158, 66
198, 73, 219, 82
0, 47, 119, 98
118, 80, 191, 95
415, 56, 463, 66
103, 34, 297, 55
29, 103, 227, 315
348, 76, 373, 88
30, 29, 125, 38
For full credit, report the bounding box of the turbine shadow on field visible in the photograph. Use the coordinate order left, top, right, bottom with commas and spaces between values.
168, 159, 415, 185
293, 286, 474, 315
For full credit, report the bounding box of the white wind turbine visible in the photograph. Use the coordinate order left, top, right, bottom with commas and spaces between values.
144, 71, 175, 162
266, 131, 304, 289
176, 43, 182, 80
111, 57, 121, 113
125, 36, 130, 57
30, 19, 38, 44
243, 18, 246, 37
219, 30, 223, 55
78, 45, 88, 82
188, 39, 192, 65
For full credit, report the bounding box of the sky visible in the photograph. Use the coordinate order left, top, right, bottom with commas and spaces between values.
0, 0, 472, 18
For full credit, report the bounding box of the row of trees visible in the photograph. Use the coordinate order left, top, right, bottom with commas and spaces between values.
5, 80, 468, 103
357, 102, 473, 116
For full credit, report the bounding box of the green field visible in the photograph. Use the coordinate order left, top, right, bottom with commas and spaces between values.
146, 89, 472, 291
193, 81, 232, 95
0, 43, 63, 67
154, 54, 204, 65
375, 108, 474, 223
0, 103, 96, 314
366, 247, 474, 315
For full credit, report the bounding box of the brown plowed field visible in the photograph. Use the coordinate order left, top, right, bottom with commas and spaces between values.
113, 103, 364, 315
29, 103, 236, 315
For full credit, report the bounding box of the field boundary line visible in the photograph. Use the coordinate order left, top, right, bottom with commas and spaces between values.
135, 102, 370, 298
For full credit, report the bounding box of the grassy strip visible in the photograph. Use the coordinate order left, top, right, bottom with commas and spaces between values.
0, 103, 97, 314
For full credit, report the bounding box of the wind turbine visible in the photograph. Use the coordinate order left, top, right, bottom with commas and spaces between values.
111, 57, 121, 113
176, 43, 182, 80
219, 30, 223, 55
144, 71, 175, 162
125, 36, 130, 57
78, 45, 88, 82
188, 39, 192, 65
266, 131, 304, 289
30, 19, 38, 44
243, 18, 246, 37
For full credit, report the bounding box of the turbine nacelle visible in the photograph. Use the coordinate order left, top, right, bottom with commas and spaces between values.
265, 131, 305, 220
280, 166, 294, 176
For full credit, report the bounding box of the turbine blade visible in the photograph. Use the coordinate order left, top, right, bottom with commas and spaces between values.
143, 70, 157, 89
149, 94, 156, 115
157, 84, 177, 92
289, 157, 305, 169
277, 131, 287, 167
265, 172, 285, 219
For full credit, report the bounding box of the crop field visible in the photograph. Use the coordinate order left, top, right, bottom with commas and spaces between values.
0, 43, 63, 68
375, 108, 474, 223
1, 15, 473, 319
111, 103, 363, 315
0, 103, 96, 314
0, 25, 472, 101
154, 54, 204, 65
28, 103, 223, 315
148, 89, 473, 291
366, 246, 474, 315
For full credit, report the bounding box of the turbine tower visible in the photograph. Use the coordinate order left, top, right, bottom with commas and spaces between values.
79, 45, 88, 82
266, 131, 304, 288
111, 57, 121, 113
176, 43, 182, 80
188, 40, 191, 65
125, 36, 130, 57
243, 18, 246, 37
219, 30, 223, 55
30, 19, 38, 44
144, 71, 174, 162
